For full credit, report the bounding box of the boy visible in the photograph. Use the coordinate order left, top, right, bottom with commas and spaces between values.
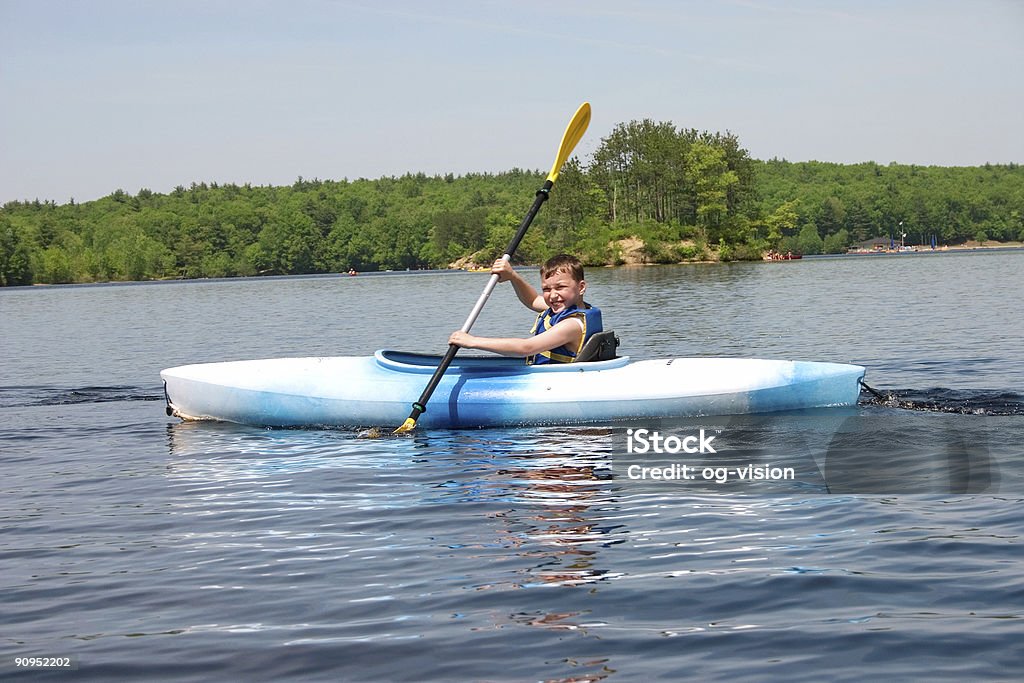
448, 254, 603, 364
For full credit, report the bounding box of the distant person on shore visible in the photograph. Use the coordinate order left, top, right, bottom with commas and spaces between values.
448, 254, 602, 364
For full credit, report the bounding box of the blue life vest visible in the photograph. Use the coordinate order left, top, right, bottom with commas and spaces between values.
528, 303, 603, 365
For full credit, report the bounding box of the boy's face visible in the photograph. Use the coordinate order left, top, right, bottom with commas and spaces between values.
540, 269, 586, 313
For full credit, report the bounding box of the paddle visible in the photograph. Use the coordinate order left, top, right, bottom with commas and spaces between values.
393, 102, 592, 434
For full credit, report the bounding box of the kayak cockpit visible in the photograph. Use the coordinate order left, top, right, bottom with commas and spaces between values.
374, 349, 630, 374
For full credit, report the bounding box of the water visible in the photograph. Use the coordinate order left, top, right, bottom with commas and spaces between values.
2, 251, 1023, 681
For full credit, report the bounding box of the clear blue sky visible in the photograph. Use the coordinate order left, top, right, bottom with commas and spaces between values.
2, 0, 1022, 204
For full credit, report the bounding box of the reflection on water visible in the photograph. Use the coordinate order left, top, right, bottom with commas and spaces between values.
165, 415, 997, 608
1, 413, 1015, 682
160, 420, 652, 676
166, 422, 627, 589
488, 438, 621, 589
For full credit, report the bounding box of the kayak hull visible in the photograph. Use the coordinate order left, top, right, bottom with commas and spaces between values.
161, 350, 866, 429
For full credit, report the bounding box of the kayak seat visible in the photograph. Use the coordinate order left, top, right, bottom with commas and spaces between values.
576, 330, 620, 362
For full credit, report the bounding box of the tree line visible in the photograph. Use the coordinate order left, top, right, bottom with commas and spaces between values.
2, 120, 1022, 285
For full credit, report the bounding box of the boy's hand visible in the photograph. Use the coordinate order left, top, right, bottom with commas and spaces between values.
491, 258, 516, 282
449, 331, 475, 348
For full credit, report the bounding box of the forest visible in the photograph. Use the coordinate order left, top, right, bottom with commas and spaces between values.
2, 119, 1022, 285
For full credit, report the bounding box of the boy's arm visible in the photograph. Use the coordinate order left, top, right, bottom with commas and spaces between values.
493, 259, 546, 312
450, 318, 583, 357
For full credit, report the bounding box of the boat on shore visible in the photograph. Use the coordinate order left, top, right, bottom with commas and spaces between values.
161, 350, 865, 429
765, 250, 802, 261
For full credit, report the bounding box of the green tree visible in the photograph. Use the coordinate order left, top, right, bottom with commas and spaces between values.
0, 217, 34, 285
817, 196, 846, 236
761, 200, 799, 248
823, 228, 850, 254
253, 209, 320, 274
686, 141, 738, 243
545, 158, 606, 253
39, 246, 74, 283
796, 223, 824, 255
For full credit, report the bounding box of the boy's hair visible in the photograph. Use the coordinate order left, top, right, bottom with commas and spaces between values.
540, 254, 584, 282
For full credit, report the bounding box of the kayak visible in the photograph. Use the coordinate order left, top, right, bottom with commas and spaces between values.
161, 350, 866, 429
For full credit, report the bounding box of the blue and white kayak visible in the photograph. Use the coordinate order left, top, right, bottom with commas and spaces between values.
161, 350, 866, 429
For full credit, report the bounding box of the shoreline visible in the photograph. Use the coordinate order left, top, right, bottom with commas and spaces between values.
5, 243, 1023, 290
806, 242, 1024, 260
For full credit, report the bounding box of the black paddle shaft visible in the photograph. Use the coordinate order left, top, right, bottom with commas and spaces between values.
404, 180, 554, 423
503, 179, 553, 263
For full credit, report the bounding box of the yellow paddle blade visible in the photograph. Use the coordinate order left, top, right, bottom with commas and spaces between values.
546, 102, 591, 185
393, 417, 417, 434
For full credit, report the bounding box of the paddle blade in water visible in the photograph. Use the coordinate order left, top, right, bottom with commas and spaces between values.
393, 417, 417, 434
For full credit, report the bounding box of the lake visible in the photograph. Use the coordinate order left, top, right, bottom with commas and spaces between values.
2, 250, 1022, 681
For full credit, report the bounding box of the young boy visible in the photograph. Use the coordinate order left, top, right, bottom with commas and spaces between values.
448, 254, 603, 364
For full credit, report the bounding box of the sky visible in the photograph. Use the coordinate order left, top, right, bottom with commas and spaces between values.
1, 0, 1022, 204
